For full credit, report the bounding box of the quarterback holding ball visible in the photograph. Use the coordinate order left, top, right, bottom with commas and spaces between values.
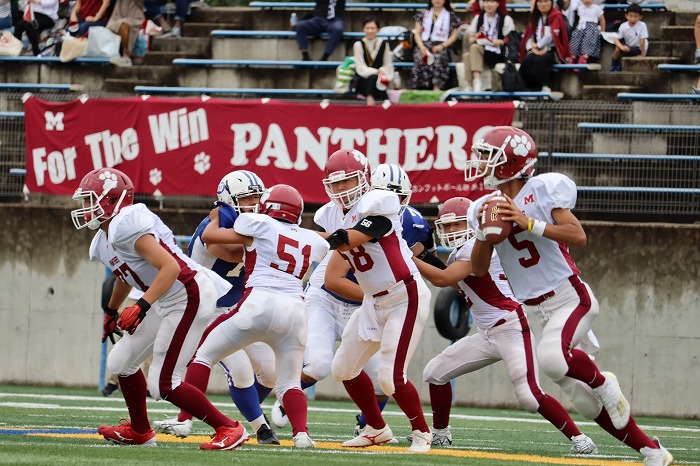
465, 126, 673, 466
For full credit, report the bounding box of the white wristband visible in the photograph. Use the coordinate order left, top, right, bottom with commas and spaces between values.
474, 227, 486, 242
530, 219, 546, 237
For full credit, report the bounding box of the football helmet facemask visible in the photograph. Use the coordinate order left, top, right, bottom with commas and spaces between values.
370, 163, 412, 215
465, 126, 537, 190
435, 197, 474, 248
217, 170, 265, 213
260, 184, 304, 225
71, 168, 134, 230
322, 149, 371, 209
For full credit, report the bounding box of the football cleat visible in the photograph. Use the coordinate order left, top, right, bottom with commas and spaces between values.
256, 424, 280, 445
153, 417, 192, 438
408, 429, 432, 453
199, 423, 249, 451
271, 399, 289, 428
407, 426, 452, 446
342, 424, 394, 448
593, 372, 631, 430
353, 413, 366, 436
293, 431, 316, 449
571, 434, 598, 454
641, 437, 674, 466
97, 419, 156, 446
100, 383, 119, 397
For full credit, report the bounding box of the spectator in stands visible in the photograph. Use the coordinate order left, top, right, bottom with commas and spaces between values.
568, 0, 604, 65
14, 0, 58, 55
466, 0, 507, 17
462, 0, 515, 91
106, 0, 144, 66
411, 0, 461, 90
69, 0, 110, 37
609, 3, 647, 72
519, 0, 572, 93
295, 0, 346, 61
352, 17, 394, 105
694, 13, 700, 64
0, 0, 11, 30
556, 0, 578, 36
146, 0, 188, 38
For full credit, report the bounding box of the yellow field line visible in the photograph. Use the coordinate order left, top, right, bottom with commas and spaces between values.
27, 433, 634, 465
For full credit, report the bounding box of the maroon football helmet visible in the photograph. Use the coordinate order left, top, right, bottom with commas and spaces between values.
261, 184, 304, 225
322, 149, 371, 209
465, 126, 537, 189
435, 197, 474, 248
71, 168, 134, 230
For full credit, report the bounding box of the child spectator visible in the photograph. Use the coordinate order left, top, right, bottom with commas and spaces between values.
462, 0, 515, 91
609, 3, 647, 72
569, 0, 604, 65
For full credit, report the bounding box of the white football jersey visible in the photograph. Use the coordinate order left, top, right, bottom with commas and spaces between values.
89, 204, 231, 300
467, 173, 581, 301
449, 238, 520, 330
337, 190, 417, 296
235, 213, 330, 296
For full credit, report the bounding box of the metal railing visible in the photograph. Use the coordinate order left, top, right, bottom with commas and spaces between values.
2, 92, 699, 222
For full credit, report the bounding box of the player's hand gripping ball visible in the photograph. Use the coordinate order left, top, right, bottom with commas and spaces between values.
479, 196, 513, 245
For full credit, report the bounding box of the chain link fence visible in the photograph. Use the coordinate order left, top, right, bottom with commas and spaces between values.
1, 91, 698, 222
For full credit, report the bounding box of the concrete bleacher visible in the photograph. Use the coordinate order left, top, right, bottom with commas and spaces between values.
0, 5, 696, 98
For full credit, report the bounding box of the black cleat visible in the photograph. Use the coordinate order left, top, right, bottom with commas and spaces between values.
101, 383, 119, 397
256, 424, 280, 445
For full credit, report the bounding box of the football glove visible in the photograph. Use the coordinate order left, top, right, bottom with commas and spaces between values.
102, 307, 123, 344
117, 298, 151, 335
326, 228, 350, 250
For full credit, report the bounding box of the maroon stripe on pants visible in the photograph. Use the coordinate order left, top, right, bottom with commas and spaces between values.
160, 280, 200, 397
561, 277, 591, 369
196, 287, 252, 350
392, 278, 418, 390
517, 306, 545, 402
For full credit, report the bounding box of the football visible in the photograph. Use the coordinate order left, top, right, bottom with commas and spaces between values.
479, 196, 513, 245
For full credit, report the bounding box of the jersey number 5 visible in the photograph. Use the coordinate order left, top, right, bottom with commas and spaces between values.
271, 234, 311, 278
509, 226, 540, 268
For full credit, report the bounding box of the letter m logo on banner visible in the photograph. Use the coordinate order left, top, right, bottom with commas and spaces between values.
45, 112, 65, 131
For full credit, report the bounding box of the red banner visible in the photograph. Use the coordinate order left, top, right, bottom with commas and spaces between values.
23, 96, 514, 203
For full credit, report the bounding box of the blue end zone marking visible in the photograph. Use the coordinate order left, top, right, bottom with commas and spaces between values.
0, 428, 97, 435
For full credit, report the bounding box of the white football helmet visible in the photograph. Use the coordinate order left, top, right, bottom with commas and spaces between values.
217, 170, 265, 213
434, 197, 474, 248
370, 163, 412, 215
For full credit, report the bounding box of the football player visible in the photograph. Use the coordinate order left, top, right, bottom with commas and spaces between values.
187, 184, 330, 449
414, 196, 597, 454
323, 150, 433, 453
466, 126, 673, 466
153, 170, 279, 445
71, 168, 247, 450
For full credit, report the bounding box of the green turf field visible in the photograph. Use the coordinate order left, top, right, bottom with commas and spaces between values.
0, 385, 697, 465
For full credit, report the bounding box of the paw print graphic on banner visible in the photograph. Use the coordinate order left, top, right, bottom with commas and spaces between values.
510, 135, 532, 157
194, 152, 211, 175
98, 170, 119, 192
149, 168, 163, 186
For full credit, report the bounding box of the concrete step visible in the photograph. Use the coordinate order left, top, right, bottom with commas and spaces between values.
183, 22, 247, 37
647, 41, 695, 63
582, 85, 643, 100
149, 37, 211, 56
674, 12, 700, 26
661, 25, 694, 41
107, 65, 177, 85
142, 51, 203, 66
189, 6, 256, 26
621, 56, 681, 72
104, 78, 160, 93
